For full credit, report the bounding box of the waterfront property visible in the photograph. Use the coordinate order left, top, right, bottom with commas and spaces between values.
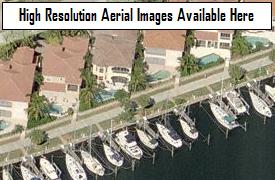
143, 30, 186, 75
92, 30, 137, 91
191, 30, 234, 60
40, 37, 89, 116
0, 47, 36, 131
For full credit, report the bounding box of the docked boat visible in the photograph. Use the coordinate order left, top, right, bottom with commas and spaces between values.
20, 164, 42, 180
103, 143, 124, 167
209, 102, 239, 130
81, 150, 105, 176
115, 130, 143, 160
265, 85, 275, 102
156, 122, 182, 148
65, 154, 87, 180
224, 90, 247, 114
39, 157, 59, 180
179, 119, 199, 140
249, 91, 272, 117
2, 168, 13, 180
136, 128, 158, 150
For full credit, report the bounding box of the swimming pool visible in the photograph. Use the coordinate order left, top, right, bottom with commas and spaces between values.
147, 70, 171, 82
0, 120, 9, 130
49, 104, 63, 115
198, 53, 223, 66
95, 89, 116, 103
244, 36, 271, 49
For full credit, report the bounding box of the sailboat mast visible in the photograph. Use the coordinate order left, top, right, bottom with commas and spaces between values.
110, 119, 112, 147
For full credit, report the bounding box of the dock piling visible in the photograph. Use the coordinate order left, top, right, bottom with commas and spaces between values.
152, 152, 156, 165
131, 159, 136, 172
171, 147, 174, 158
207, 133, 211, 146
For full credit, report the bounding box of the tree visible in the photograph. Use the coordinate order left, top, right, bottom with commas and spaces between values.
27, 92, 50, 121
129, 58, 148, 92
118, 110, 134, 122
229, 64, 246, 85
14, 124, 24, 134
136, 94, 154, 115
40, 30, 63, 44
231, 32, 251, 57
83, 50, 93, 70
114, 89, 130, 106
177, 54, 200, 77
0, 43, 16, 60
34, 70, 44, 87
270, 49, 275, 61
184, 30, 195, 54
30, 129, 48, 145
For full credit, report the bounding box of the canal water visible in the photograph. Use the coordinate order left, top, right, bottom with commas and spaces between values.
9, 77, 275, 180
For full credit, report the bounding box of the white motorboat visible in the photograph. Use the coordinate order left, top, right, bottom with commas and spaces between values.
179, 119, 199, 140
249, 91, 272, 118
115, 130, 143, 160
209, 102, 239, 130
81, 150, 105, 176
224, 90, 247, 114
103, 143, 124, 167
136, 128, 158, 150
265, 85, 275, 102
20, 164, 42, 180
65, 154, 87, 180
156, 122, 182, 148
2, 168, 13, 180
39, 157, 59, 180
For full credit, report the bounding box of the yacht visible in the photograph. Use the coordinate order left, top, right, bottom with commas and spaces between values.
65, 154, 87, 180
39, 157, 59, 180
81, 150, 105, 176
115, 130, 143, 160
2, 168, 13, 180
265, 85, 275, 102
179, 119, 199, 140
136, 128, 158, 150
156, 122, 182, 148
249, 91, 272, 118
224, 90, 247, 114
103, 143, 124, 167
209, 102, 239, 130
20, 164, 42, 180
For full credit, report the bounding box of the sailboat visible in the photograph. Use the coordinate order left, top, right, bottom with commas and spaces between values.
136, 128, 158, 150
249, 91, 272, 117
81, 150, 105, 176
115, 129, 143, 160
156, 122, 182, 148
224, 90, 247, 114
20, 164, 42, 180
39, 157, 59, 180
179, 118, 199, 140
2, 168, 13, 180
209, 102, 239, 130
265, 85, 275, 102
65, 154, 87, 180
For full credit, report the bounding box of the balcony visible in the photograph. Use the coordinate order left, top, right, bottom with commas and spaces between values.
112, 67, 130, 74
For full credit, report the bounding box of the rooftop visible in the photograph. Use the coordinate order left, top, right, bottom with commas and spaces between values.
143, 30, 186, 51
92, 30, 137, 68
0, 47, 35, 102
41, 37, 89, 85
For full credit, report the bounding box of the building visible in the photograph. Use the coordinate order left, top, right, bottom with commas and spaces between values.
191, 30, 234, 60
143, 30, 186, 74
92, 30, 137, 91
40, 37, 89, 115
0, 47, 36, 129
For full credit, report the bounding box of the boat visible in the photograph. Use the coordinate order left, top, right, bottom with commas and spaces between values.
39, 157, 59, 180
20, 164, 42, 180
265, 85, 275, 102
249, 91, 272, 117
209, 102, 239, 130
136, 128, 158, 150
103, 143, 124, 167
65, 154, 87, 180
115, 130, 143, 160
179, 119, 199, 140
156, 122, 182, 148
80, 150, 105, 176
2, 168, 13, 180
224, 90, 247, 114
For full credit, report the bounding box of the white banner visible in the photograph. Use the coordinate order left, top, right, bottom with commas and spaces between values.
2, 2, 272, 30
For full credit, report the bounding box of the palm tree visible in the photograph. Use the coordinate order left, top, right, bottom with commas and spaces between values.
30, 129, 48, 145
184, 30, 195, 54
129, 58, 148, 92
177, 54, 200, 77
27, 92, 50, 121
34, 70, 44, 88
231, 36, 251, 57
229, 64, 246, 85
83, 50, 93, 70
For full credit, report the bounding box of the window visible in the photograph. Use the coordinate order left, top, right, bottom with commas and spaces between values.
220, 42, 230, 49
220, 33, 231, 40
207, 41, 212, 48
0, 100, 12, 108
0, 110, 12, 117
99, 68, 104, 73
112, 67, 130, 74
67, 84, 78, 92
196, 40, 206, 47
98, 76, 103, 80
214, 42, 218, 48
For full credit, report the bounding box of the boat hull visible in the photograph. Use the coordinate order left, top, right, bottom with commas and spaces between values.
65, 154, 87, 180
39, 157, 59, 180
265, 85, 275, 102
103, 143, 123, 167
136, 129, 158, 150
2, 169, 13, 180
249, 91, 272, 118
20, 164, 41, 180
179, 119, 198, 140
156, 123, 182, 148
81, 150, 105, 176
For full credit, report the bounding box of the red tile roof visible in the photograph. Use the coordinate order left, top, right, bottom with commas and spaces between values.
41, 82, 66, 92
195, 30, 219, 41
0, 47, 35, 102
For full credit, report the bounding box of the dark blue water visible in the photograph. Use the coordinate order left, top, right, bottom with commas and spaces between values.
10, 77, 275, 180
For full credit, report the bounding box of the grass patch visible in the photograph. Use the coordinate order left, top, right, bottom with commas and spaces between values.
246, 67, 268, 79
27, 116, 57, 129
209, 79, 232, 92
0, 149, 23, 163
173, 87, 210, 105
28, 138, 62, 154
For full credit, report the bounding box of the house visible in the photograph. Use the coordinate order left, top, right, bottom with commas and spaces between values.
0, 47, 36, 129
40, 37, 89, 115
92, 30, 137, 91
191, 30, 234, 60
143, 30, 186, 74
